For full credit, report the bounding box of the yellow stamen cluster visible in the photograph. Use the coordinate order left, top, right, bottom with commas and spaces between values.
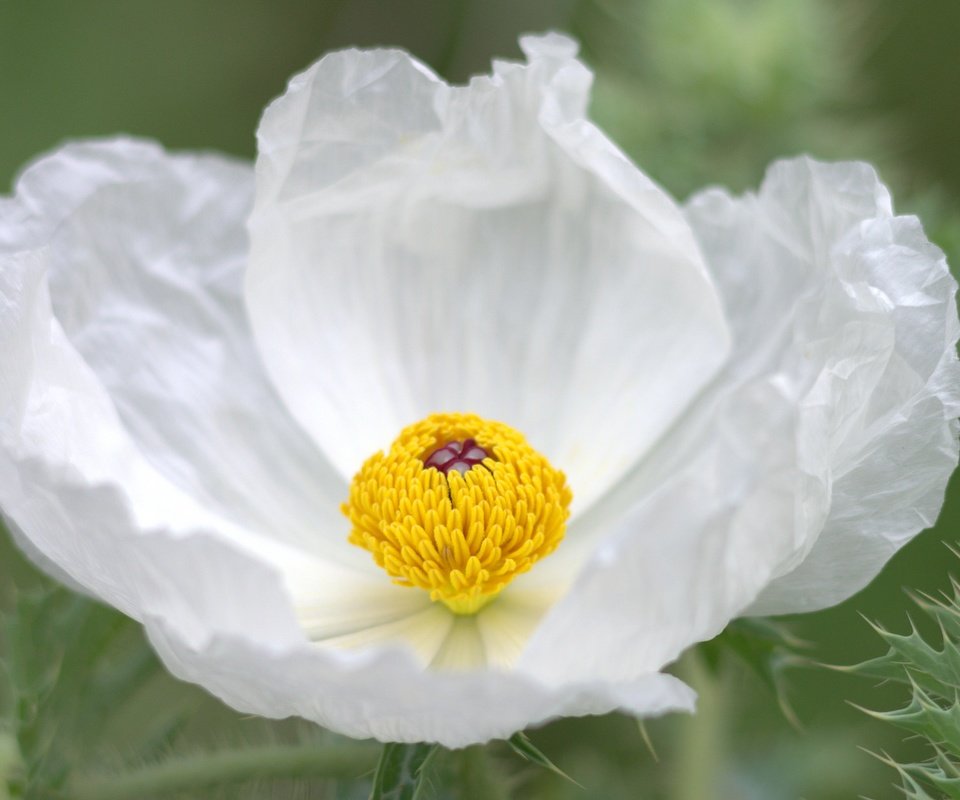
343, 413, 572, 615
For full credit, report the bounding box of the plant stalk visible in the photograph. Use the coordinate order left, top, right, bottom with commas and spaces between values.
66, 741, 376, 800
674, 653, 727, 800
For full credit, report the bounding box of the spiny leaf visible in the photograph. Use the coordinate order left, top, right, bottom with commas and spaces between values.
912, 585, 960, 650
858, 681, 960, 754
851, 545, 960, 798
919, 771, 960, 800
369, 742, 439, 800
637, 720, 659, 763
899, 757, 960, 800
868, 752, 947, 800
841, 616, 960, 701
932, 746, 960, 780
507, 732, 580, 787
900, 769, 947, 800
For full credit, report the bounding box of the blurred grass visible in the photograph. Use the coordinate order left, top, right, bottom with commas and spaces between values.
2, 1, 960, 798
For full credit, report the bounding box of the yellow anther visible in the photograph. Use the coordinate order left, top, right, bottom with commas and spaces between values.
342, 413, 572, 615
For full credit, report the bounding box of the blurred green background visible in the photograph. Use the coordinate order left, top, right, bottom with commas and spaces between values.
2, 1, 960, 798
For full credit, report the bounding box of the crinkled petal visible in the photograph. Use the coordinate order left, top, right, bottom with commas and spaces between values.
245, 34, 730, 513
0, 137, 694, 744
0, 138, 415, 678
519, 157, 959, 681
4, 139, 363, 564
0, 152, 385, 624
686, 158, 960, 614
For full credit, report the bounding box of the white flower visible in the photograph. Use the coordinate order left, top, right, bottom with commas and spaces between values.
1, 34, 957, 747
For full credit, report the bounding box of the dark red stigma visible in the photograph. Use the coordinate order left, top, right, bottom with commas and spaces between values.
423, 439, 490, 476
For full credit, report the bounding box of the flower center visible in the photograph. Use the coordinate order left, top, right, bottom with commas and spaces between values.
423, 438, 490, 475
342, 413, 572, 615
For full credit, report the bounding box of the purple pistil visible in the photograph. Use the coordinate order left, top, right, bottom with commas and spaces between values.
423, 439, 490, 476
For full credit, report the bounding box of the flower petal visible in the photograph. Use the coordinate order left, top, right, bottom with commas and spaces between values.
4, 139, 361, 563
317, 604, 455, 666
518, 157, 959, 681
685, 158, 960, 614
5, 434, 696, 745
0, 156, 383, 618
0, 138, 695, 744
519, 377, 813, 683
245, 34, 730, 512
2, 405, 693, 745
158, 629, 695, 747
144, 531, 697, 745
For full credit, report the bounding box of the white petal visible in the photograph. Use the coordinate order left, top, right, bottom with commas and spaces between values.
0, 243, 230, 551
318, 605, 454, 666
144, 533, 697, 745
160, 634, 694, 746
519, 377, 816, 683
1, 139, 392, 636
4, 438, 693, 744
294, 580, 437, 643
0, 136, 695, 745
475, 589, 559, 669
691, 159, 960, 614
429, 616, 488, 670
246, 35, 730, 512
298, 580, 558, 672
5, 139, 362, 564
0, 140, 366, 644
519, 157, 959, 681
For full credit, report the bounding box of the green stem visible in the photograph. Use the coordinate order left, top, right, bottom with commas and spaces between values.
433, 0, 469, 78
674, 653, 727, 800
66, 741, 377, 800
0, 731, 22, 800
457, 746, 510, 800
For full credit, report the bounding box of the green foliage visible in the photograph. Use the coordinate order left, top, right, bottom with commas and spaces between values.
506, 732, 579, 787
0, 2, 959, 798
851, 574, 960, 797
369, 743, 439, 800
0, 525, 378, 799
3, 584, 166, 796
69, 741, 376, 800
572, 0, 886, 197
906, 189, 960, 269
454, 746, 511, 800
700, 617, 808, 726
